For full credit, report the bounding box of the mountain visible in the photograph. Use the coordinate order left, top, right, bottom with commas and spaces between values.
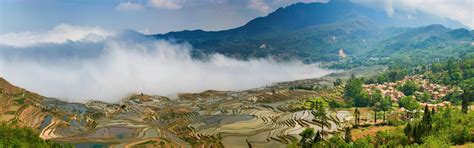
149, 0, 471, 65
336, 25, 474, 69
150, 0, 391, 61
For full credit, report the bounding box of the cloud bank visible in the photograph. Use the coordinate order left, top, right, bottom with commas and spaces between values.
116, 0, 185, 11
248, 0, 271, 13
352, 0, 473, 29
116, 0, 331, 13
0, 25, 332, 103
0, 24, 113, 48
248, 0, 329, 13
116, 2, 145, 11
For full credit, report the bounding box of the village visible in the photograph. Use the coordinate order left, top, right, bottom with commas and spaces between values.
364, 74, 455, 108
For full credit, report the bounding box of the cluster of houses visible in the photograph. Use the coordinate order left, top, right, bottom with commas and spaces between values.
363, 75, 453, 102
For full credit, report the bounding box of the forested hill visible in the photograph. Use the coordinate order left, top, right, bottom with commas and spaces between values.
148, 0, 472, 65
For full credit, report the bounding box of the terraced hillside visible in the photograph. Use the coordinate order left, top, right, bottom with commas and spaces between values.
0, 74, 356, 147
0, 78, 97, 140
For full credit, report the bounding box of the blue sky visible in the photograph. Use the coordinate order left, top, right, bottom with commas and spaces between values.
0, 0, 472, 35
0, 0, 330, 34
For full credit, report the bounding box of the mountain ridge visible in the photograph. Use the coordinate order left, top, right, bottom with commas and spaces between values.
148, 1, 471, 64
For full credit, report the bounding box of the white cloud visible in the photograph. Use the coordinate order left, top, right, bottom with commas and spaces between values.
116, 1, 144, 11
148, 0, 183, 9
115, 0, 184, 11
384, 0, 394, 17
0, 24, 113, 48
0, 25, 332, 103
296, 0, 329, 3
207, 0, 228, 4
353, 0, 473, 29
250, 0, 330, 13
248, 0, 271, 13
395, 0, 473, 29
272, 0, 329, 5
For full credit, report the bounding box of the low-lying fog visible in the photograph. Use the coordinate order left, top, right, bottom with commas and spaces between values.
0, 24, 333, 103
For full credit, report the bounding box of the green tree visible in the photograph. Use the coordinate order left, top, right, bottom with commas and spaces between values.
333, 78, 343, 86
326, 134, 347, 147
373, 102, 381, 124
399, 80, 419, 96
462, 89, 471, 113
462, 96, 469, 114
377, 75, 389, 84
387, 70, 407, 82
404, 123, 413, 141
421, 105, 432, 126
311, 102, 329, 140
370, 90, 383, 106
344, 127, 352, 143
419, 105, 433, 136
0, 123, 69, 147
413, 123, 422, 143
399, 96, 419, 119
354, 92, 370, 107
299, 128, 314, 147
452, 127, 471, 145
420, 92, 431, 103
344, 75, 364, 107
313, 130, 323, 143
380, 96, 392, 122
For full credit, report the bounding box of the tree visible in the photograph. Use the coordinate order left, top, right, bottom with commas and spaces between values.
413, 123, 422, 143
399, 80, 419, 96
420, 105, 432, 132
326, 134, 347, 147
399, 96, 419, 119
462, 89, 471, 113
420, 92, 431, 103
0, 123, 69, 147
377, 75, 389, 84
452, 128, 471, 145
421, 105, 432, 125
313, 130, 323, 143
380, 96, 392, 122
370, 90, 383, 106
333, 78, 343, 86
462, 97, 469, 113
344, 75, 364, 107
373, 102, 381, 124
387, 69, 407, 82
306, 97, 328, 109
344, 127, 352, 143
299, 128, 314, 147
354, 92, 370, 107
311, 102, 329, 140
404, 123, 413, 140
446, 89, 463, 105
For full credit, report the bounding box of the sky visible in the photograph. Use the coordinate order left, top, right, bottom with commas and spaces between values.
1, 0, 471, 35
0, 0, 328, 34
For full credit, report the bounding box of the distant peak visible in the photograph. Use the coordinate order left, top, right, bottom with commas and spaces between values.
329, 0, 351, 3
425, 24, 446, 28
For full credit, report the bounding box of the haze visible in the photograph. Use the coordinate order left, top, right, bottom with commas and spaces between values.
0, 25, 332, 103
